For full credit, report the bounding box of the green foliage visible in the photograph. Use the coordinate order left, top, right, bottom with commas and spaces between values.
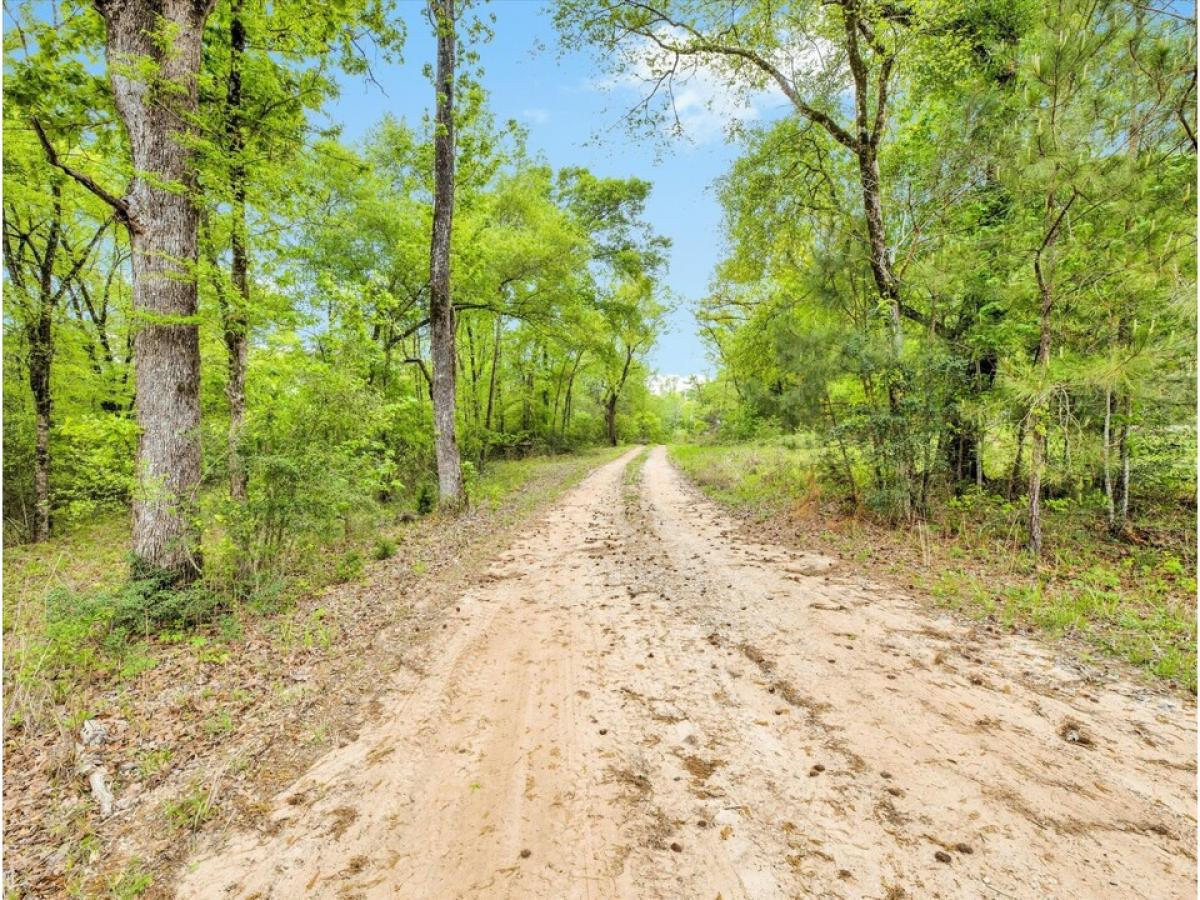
333, 550, 365, 584
416, 482, 437, 516
50, 415, 139, 525
372, 536, 398, 560
625, 0, 1200, 535
105, 860, 153, 899
669, 442, 820, 513
163, 783, 217, 832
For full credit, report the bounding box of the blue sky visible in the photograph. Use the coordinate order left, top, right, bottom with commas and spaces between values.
327, 0, 784, 377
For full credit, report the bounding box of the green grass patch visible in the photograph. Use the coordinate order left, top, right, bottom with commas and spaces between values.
669, 439, 821, 514
624, 445, 650, 486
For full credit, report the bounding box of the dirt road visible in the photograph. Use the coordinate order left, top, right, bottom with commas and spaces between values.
176, 447, 1196, 899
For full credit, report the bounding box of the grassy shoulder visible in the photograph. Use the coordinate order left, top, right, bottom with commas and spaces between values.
2, 446, 623, 898
669, 441, 1197, 692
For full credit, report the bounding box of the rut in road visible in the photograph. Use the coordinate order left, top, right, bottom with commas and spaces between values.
176, 446, 1196, 899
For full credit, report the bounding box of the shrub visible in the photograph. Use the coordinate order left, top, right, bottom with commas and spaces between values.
416, 482, 436, 515
372, 537, 397, 560
51, 413, 139, 527
333, 550, 364, 583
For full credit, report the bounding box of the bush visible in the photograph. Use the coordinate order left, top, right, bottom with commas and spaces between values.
372, 537, 397, 560
51, 414, 139, 527
219, 354, 411, 574
20, 576, 223, 689
416, 482, 436, 515
49, 575, 224, 636
333, 550, 364, 583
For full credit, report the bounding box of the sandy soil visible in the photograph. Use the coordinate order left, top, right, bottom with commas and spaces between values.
175, 446, 1196, 899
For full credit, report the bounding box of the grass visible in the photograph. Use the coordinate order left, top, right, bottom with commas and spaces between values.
624, 445, 650, 486
669, 439, 821, 514
669, 440, 1197, 692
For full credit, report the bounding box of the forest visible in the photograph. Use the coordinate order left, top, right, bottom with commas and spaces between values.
4, 0, 672, 583
2, 0, 1197, 896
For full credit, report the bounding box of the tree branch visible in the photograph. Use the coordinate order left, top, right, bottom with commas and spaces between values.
624, 1, 859, 150
51, 217, 113, 305
30, 118, 136, 231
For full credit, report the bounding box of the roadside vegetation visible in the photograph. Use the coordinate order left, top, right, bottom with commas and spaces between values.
671, 441, 1196, 691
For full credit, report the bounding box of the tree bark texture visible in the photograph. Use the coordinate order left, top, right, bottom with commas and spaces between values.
224, 0, 250, 502
99, 0, 215, 582
428, 0, 464, 505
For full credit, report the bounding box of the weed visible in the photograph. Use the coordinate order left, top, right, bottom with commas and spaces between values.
106, 860, 153, 898
202, 709, 234, 737
333, 550, 364, 584
137, 748, 173, 780
416, 482, 436, 516
163, 783, 217, 832
372, 537, 398, 560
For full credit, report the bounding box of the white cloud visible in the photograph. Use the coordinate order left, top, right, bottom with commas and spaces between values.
521, 107, 551, 124
593, 29, 841, 145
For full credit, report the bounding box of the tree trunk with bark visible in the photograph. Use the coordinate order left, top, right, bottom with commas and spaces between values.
29, 254, 56, 543
28, 184, 63, 542
428, 0, 464, 506
101, 0, 214, 582
604, 392, 619, 447
10, 172, 111, 543
1114, 392, 1132, 533
604, 346, 635, 447
561, 350, 583, 440
224, 0, 250, 502
485, 314, 502, 432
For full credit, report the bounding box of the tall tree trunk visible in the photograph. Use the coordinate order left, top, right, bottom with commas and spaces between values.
466, 318, 481, 427
1114, 393, 1132, 533
485, 314, 502, 432
27, 183, 63, 543
1103, 387, 1115, 529
604, 392, 619, 447
604, 346, 635, 448
428, 0, 464, 506
855, 144, 902, 351
224, 0, 250, 502
1028, 251, 1055, 557
1026, 188, 1075, 556
31, 354, 52, 543
561, 350, 583, 439
29, 288, 55, 545
96, 0, 213, 582
1008, 415, 1026, 500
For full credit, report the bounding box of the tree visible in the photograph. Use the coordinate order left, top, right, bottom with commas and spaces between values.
197, 0, 404, 503
594, 275, 666, 446
4, 1, 124, 541
2, 175, 111, 541
428, 0, 465, 505
34, 0, 218, 582
554, 0, 915, 347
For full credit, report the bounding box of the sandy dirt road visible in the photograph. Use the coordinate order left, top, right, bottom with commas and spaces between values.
176, 446, 1196, 899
